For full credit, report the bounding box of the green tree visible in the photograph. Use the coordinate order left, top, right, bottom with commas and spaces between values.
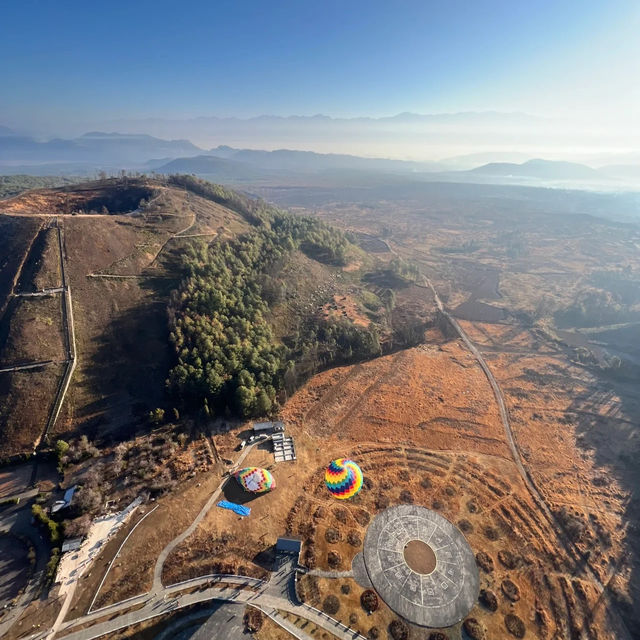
148, 408, 165, 425
55, 439, 69, 462
255, 390, 272, 415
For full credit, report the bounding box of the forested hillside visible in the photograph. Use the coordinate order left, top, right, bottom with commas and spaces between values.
167, 209, 380, 417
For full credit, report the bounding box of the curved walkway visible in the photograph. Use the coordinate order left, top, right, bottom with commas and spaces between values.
48, 572, 366, 640
152, 438, 268, 590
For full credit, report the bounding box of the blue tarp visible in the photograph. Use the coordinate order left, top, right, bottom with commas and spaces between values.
217, 500, 251, 516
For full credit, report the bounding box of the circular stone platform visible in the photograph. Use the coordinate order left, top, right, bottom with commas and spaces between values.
362, 505, 479, 628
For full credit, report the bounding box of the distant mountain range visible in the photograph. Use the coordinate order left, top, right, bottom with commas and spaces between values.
468, 159, 603, 180
152, 146, 441, 175
0, 131, 202, 169
1, 128, 639, 191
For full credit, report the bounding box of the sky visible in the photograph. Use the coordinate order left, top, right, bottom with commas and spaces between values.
1, 0, 639, 141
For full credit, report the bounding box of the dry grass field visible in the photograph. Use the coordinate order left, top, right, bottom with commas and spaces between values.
2, 178, 639, 639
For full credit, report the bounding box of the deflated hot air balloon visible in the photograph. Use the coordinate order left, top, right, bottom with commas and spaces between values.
234, 467, 276, 493
325, 458, 363, 499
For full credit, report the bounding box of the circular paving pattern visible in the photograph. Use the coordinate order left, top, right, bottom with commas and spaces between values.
362, 505, 479, 628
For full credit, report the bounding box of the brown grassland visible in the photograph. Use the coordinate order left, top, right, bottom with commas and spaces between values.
1, 179, 639, 639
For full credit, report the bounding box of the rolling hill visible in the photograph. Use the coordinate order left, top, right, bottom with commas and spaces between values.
468, 158, 604, 180
0, 131, 204, 171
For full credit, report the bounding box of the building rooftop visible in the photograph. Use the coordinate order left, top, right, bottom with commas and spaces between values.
253, 421, 284, 432
276, 536, 302, 553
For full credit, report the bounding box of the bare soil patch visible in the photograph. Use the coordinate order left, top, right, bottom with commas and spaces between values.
403, 539, 436, 574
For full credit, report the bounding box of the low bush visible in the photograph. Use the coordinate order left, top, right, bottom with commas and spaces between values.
389, 619, 409, 640
361, 589, 379, 613
322, 594, 340, 615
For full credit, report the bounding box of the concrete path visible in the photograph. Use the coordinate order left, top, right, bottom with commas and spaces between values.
261, 607, 315, 640
189, 602, 245, 640
50, 579, 366, 640
305, 569, 354, 579
151, 438, 268, 590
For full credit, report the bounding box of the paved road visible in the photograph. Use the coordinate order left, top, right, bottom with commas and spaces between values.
151, 602, 245, 640
188, 602, 245, 640
0, 500, 49, 638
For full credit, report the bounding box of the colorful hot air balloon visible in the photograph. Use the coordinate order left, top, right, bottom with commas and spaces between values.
234, 467, 276, 493
325, 458, 363, 499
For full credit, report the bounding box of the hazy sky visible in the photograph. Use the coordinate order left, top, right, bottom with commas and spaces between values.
1, 0, 639, 135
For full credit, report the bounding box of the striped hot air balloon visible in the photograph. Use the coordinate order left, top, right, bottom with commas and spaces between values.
325, 458, 363, 499
233, 467, 275, 493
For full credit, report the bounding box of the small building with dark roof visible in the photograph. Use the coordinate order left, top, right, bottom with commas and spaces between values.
276, 536, 302, 554
253, 421, 284, 434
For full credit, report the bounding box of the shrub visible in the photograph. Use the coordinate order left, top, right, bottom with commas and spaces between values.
367, 628, 380, 639
498, 549, 518, 569
55, 439, 69, 465
322, 594, 340, 615
244, 608, 264, 632
32, 504, 62, 544
361, 589, 378, 613
325, 527, 341, 543
505, 613, 526, 638
341, 583, 351, 595
45, 548, 60, 585
501, 579, 520, 602
556, 505, 585, 542
458, 519, 473, 533
399, 489, 414, 504
327, 551, 342, 569
148, 408, 165, 425
463, 618, 485, 640
475, 552, 494, 573
334, 507, 348, 524
483, 526, 500, 541
389, 619, 409, 640
347, 531, 362, 547
479, 588, 498, 612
